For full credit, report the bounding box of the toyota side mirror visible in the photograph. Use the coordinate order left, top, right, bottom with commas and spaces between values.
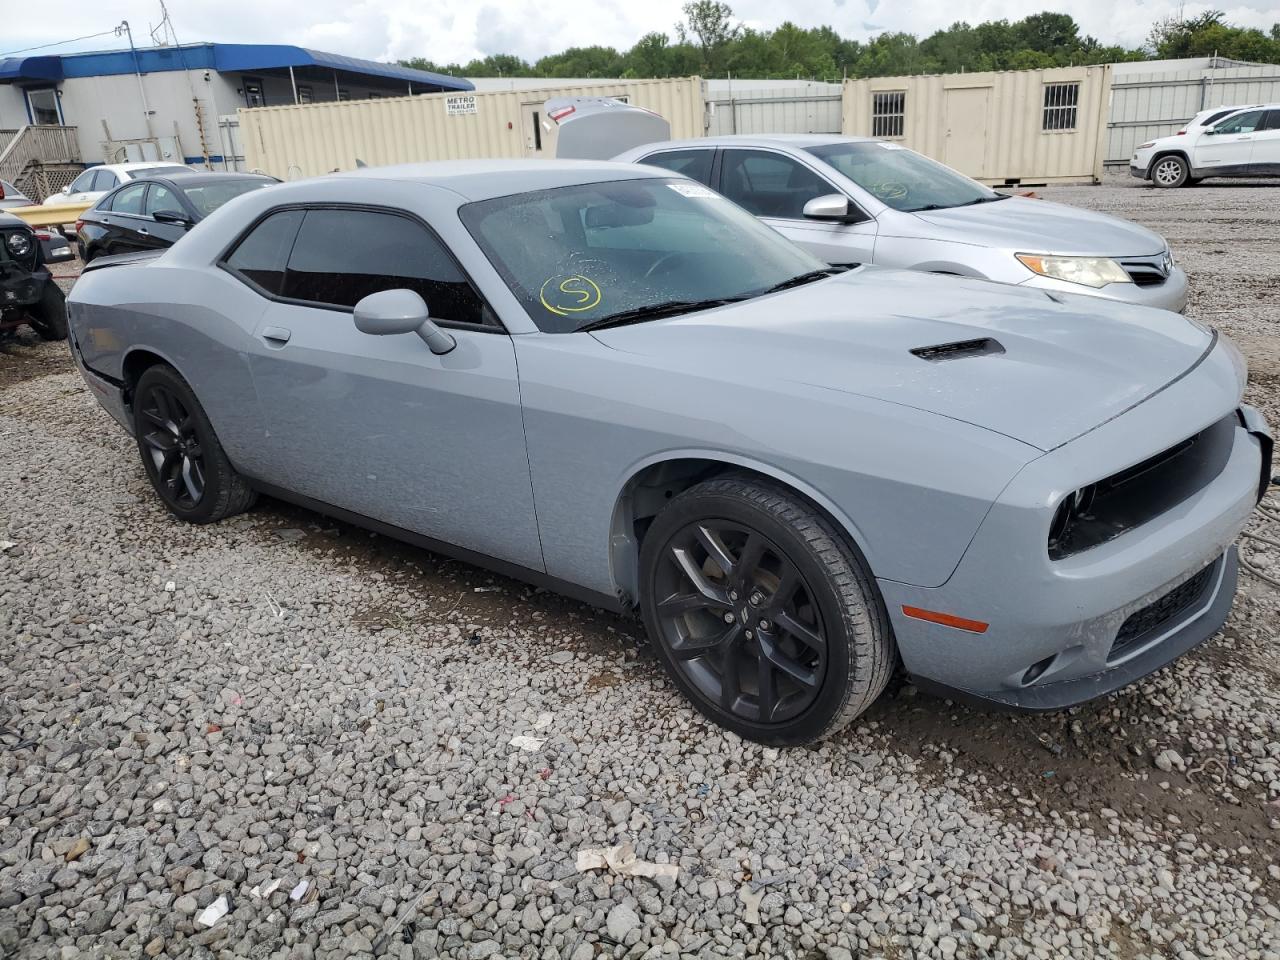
353, 289, 456, 355
152, 209, 193, 228
803, 193, 863, 223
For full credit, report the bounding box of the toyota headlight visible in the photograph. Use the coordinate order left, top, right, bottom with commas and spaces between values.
1016, 254, 1131, 289
4, 230, 33, 259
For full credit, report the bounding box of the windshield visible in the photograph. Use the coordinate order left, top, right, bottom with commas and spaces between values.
181, 179, 273, 218
806, 142, 1000, 213
460, 178, 825, 333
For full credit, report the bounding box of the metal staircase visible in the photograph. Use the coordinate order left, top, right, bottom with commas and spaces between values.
0, 126, 83, 201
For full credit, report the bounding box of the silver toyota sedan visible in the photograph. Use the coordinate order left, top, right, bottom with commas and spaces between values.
615, 135, 1188, 312
67, 161, 1267, 745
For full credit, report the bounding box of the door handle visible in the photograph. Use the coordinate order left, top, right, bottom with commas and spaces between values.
1237, 136, 1253, 141
261, 325, 292, 345
138, 227, 149, 236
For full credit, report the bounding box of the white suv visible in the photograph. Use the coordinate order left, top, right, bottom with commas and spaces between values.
1131, 104, 1280, 187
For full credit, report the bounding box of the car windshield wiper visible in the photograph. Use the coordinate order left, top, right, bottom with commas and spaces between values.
761, 265, 853, 295
906, 195, 1008, 213
575, 297, 750, 332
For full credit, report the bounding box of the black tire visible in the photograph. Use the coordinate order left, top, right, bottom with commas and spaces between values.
638, 475, 895, 746
132, 364, 257, 524
1151, 155, 1190, 188
28, 281, 67, 341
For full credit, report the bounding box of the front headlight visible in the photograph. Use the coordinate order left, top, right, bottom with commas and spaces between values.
4, 230, 33, 259
1137, 141, 1156, 150
1016, 254, 1131, 289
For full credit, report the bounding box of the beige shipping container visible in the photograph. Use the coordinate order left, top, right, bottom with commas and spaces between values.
842, 66, 1112, 185
240, 77, 706, 179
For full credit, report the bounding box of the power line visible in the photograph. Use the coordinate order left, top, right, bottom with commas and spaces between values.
1, 28, 123, 58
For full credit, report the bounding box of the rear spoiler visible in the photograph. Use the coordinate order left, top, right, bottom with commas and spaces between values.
82, 249, 165, 274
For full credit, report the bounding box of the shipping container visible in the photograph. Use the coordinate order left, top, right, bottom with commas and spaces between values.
842, 66, 1112, 185
240, 77, 706, 178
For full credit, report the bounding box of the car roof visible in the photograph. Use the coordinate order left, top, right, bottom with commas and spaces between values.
632, 134, 879, 152
102, 162, 196, 174
135, 172, 275, 189
324, 159, 670, 201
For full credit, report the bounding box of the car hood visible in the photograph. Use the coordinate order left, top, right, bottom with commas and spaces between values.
590, 268, 1212, 452
904, 196, 1167, 257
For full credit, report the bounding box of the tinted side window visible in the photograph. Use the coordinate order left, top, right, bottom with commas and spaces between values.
282, 209, 486, 324
224, 209, 304, 296
719, 150, 834, 219
145, 184, 180, 216
639, 149, 713, 185
1214, 110, 1264, 135
1202, 109, 1235, 127
112, 183, 148, 215
1261, 110, 1280, 132
92, 170, 119, 191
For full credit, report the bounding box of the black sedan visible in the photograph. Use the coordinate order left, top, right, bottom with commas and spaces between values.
75, 173, 276, 262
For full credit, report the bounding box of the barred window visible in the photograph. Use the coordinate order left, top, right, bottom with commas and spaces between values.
1043, 82, 1079, 131
872, 91, 906, 138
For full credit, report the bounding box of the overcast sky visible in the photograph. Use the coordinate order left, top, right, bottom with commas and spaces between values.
4, 1, 1279, 67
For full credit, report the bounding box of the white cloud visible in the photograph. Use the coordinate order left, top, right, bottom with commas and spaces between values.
4, 0, 1278, 65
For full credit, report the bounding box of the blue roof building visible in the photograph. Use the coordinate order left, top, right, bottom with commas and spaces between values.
0, 42, 472, 171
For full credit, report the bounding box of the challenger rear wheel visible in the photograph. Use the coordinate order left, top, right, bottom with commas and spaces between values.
132, 365, 257, 524
639, 476, 895, 745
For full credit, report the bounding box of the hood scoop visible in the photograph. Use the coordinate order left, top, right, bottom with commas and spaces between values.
910, 337, 1006, 363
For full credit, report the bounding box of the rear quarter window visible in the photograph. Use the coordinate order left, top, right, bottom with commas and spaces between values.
223, 209, 305, 296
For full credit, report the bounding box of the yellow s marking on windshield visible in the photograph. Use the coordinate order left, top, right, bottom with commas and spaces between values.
539, 275, 602, 317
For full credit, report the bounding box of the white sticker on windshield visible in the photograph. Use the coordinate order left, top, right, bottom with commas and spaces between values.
667, 183, 720, 199
877, 141, 906, 150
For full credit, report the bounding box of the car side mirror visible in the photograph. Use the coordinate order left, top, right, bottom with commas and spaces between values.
353, 289, 456, 355
152, 209, 193, 228
1203, 127, 1217, 136
803, 193, 862, 223
62, 185, 72, 194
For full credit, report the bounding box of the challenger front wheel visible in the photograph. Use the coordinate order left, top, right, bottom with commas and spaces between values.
639, 476, 895, 745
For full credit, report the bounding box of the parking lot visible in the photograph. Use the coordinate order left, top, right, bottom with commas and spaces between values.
2, 177, 1279, 960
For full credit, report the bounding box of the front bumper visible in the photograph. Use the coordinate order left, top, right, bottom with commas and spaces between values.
0, 262, 48, 310
881, 389, 1271, 712
1019, 265, 1189, 313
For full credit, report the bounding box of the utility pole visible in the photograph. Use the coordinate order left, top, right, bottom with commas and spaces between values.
116, 20, 155, 139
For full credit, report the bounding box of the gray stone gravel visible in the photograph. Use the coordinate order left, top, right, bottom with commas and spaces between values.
1, 180, 1279, 959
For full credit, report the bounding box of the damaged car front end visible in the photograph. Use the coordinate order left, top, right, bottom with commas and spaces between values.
1, 212, 67, 342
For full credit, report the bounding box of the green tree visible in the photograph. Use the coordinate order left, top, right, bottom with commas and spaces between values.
677, 0, 741, 73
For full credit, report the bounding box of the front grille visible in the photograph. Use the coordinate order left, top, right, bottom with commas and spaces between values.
1109, 563, 1215, 661
1126, 269, 1166, 287
1121, 256, 1170, 287
1049, 414, 1236, 560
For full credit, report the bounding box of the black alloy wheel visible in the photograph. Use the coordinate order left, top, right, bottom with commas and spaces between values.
138, 381, 206, 510
131, 364, 257, 523
639, 476, 895, 745
653, 519, 827, 725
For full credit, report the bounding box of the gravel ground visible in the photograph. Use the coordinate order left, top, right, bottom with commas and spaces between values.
2, 179, 1280, 960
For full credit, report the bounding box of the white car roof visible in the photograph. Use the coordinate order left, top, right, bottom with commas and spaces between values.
101, 162, 195, 175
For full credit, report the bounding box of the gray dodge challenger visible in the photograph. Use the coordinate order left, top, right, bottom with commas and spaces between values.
66, 160, 1273, 745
